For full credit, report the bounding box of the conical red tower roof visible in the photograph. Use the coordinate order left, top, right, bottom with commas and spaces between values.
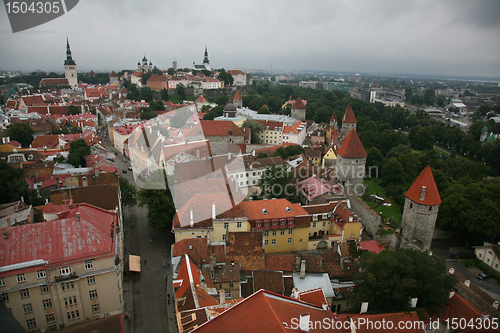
233, 90, 242, 101
336, 129, 366, 158
405, 165, 441, 206
292, 97, 305, 109
330, 112, 337, 123
342, 104, 357, 123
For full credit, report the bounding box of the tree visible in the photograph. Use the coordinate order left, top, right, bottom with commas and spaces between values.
176, 83, 186, 100
314, 108, 330, 124
0, 163, 40, 205
272, 145, 305, 159
404, 86, 412, 101
66, 105, 80, 115
67, 139, 91, 167
141, 71, 152, 85
119, 176, 137, 207
258, 164, 295, 201
241, 120, 264, 144
382, 157, 405, 186
351, 249, 458, 314
7, 122, 34, 148
141, 110, 157, 120
218, 69, 234, 87
137, 169, 175, 229
161, 88, 169, 101
139, 87, 153, 102
257, 106, 271, 114
148, 99, 165, 111
410, 126, 435, 151
436, 94, 447, 107
424, 89, 436, 105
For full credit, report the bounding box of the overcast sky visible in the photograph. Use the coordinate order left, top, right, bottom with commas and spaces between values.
1, 0, 499, 78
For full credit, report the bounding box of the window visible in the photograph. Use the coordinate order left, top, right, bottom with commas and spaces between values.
258, 171, 261, 175
495, 264, 499, 269
0, 292, 8, 302
323, 221, 326, 227
280, 230, 285, 236
265, 222, 269, 226
264, 240, 268, 246
20, 288, 29, 298
88, 276, 96, 284
246, 173, 249, 177
322, 213, 328, 219
273, 221, 278, 226
288, 229, 293, 235
61, 281, 74, 292
46, 313, 55, 324
256, 222, 261, 227
91, 303, 100, 314
312, 215, 318, 221
479, 253, 482, 258
222, 234, 227, 241
0, 278, 4, 287
312, 222, 316, 228
264, 231, 269, 237
272, 230, 277, 236
288, 219, 293, 225
229, 283, 233, 288
85, 260, 94, 270
43, 299, 52, 309
237, 222, 242, 228
281, 220, 286, 225
288, 238, 292, 244
67, 310, 80, 321
40, 285, 50, 294
253, 172, 256, 176
59, 266, 71, 275
89, 289, 98, 299
37, 270, 46, 279
272, 239, 276, 245
26, 318, 36, 328
23, 303, 33, 313
226, 291, 231, 298
16, 273, 26, 283
224, 222, 228, 229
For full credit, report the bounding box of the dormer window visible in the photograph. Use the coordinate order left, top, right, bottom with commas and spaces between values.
286, 206, 292, 212
228, 130, 233, 136
262, 208, 268, 214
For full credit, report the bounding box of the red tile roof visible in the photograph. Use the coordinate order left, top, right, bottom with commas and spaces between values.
342, 104, 357, 123
292, 97, 306, 109
239, 198, 309, 221
298, 287, 329, 308
195, 95, 208, 103
30, 134, 59, 148
109, 71, 118, 77
265, 253, 296, 272
147, 74, 166, 82
336, 129, 367, 158
233, 90, 242, 101
0, 203, 116, 271
39, 78, 69, 86
404, 165, 441, 206
193, 289, 336, 332
188, 120, 244, 137
357, 240, 385, 253
252, 270, 284, 294
172, 238, 225, 266
227, 69, 246, 75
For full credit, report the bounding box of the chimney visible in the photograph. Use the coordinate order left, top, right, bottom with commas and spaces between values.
319, 258, 323, 268
196, 149, 200, 159
295, 256, 301, 269
482, 312, 490, 319
212, 202, 216, 220
96, 170, 100, 177
292, 287, 300, 299
300, 260, 306, 279
6, 217, 11, 227
420, 186, 426, 201
3, 229, 8, 239
464, 280, 470, 287
360, 301, 369, 314
348, 216, 353, 222
50, 174, 54, 180
209, 253, 216, 275
219, 290, 225, 305
493, 301, 499, 310
299, 313, 310, 332
410, 296, 418, 308
228, 152, 232, 159
190, 210, 194, 227
449, 289, 455, 299
252, 150, 256, 157
76, 212, 80, 221
200, 280, 207, 291
449, 267, 455, 274
322, 302, 329, 311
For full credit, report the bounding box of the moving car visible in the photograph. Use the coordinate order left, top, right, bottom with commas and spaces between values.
476, 272, 491, 280
122, 169, 127, 173
128, 166, 133, 171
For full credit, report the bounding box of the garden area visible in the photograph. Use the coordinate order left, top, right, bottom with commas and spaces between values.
363, 178, 403, 235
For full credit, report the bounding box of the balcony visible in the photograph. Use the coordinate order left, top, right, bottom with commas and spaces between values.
55, 272, 77, 283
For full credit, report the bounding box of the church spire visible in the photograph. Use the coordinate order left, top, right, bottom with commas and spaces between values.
65, 37, 76, 66
203, 45, 209, 65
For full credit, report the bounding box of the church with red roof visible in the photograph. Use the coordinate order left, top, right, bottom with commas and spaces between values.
400, 165, 441, 251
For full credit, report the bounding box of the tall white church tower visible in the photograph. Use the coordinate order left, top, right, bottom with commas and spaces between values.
64, 38, 78, 89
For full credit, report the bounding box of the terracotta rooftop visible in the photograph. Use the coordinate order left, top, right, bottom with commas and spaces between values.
187, 120, 244, 137
239, 198, 309, 221
172, 238, 225, 266
335, 129, 367, 158
404, 165, 441, 206
252, 270, 284, 295
233, 90, 242, 101
342, 103, 357, 123
291, 97, 306, 109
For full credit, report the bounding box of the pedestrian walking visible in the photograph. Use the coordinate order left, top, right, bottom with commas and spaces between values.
144, 259, 146, 265
164, 261, 166, 266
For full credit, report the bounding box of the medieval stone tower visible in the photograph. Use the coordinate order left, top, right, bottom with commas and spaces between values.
233, 90, 242, 108
399, 165, 441, 251
341, 104, 357, 138
330, 112, 338, 129
64, 38, 78, 89
291, 97, 306, 121
335, 129, 366, 195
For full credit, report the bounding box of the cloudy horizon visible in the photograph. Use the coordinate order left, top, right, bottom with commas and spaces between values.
1, 0, 499, 79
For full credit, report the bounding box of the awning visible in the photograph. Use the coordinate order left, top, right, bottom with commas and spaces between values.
129, 255, 141, 272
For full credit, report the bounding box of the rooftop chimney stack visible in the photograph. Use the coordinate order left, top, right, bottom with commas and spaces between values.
449, 289, 455, 299
299, 312, 310, 332
190, 210, 194, 227
420, 186, 426, 201
410, 296, 418, 308
322, 302, 329, 311
219, 290, 225, 304
292, 287, 299, 299
212, 202, 216, 220
76, 212, 80, 221
300, 260, 306, 279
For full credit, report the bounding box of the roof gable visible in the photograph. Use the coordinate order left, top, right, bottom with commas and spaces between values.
404, 165, 441, 206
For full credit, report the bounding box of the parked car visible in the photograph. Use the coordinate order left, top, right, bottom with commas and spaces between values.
122, 169, 127, 174
128, 166, 133, 171
476, 273, 491, 280
123, 158, 127, 162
